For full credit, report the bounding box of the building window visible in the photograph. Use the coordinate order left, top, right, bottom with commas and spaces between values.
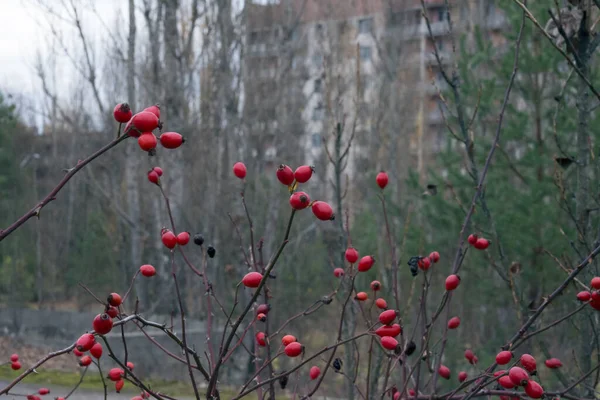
314, 79, 322, 93
311, 133, 322, 148
359, 46, 372, 61
358, 18, 373, 34
435, 7, 448, 22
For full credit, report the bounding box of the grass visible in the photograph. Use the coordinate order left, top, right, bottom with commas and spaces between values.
0, 365, 257, 399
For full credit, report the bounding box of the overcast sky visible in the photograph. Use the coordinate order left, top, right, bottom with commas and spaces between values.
0, 0, 123, 102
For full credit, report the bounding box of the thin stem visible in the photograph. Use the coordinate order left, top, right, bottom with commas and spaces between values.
206, 210, 296, 398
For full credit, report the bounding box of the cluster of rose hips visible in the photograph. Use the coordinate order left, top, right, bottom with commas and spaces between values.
576, 276, 600, 310
8, 353, 20, 371
107, 364, 148, 398
438, 350, 479, 386
490, 352, 561, 398
233, 162, 336, 221
113, 103, 184, 152
160, 228, 216, 258
467, 233, 490, 250
253, 305, 308, 368
19, 387, 51, 400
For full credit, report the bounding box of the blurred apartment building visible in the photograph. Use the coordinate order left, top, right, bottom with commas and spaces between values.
242, 0, 507, 186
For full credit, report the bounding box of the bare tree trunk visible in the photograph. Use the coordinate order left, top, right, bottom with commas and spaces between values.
125, 0, 144, 303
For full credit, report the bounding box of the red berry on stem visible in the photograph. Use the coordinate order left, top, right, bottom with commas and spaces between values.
445, 275, 460, 291
11, 361, 21, 370
147, 170, 159, 185
138, 133, 157, 151
282, 335, 297, 346
153, 166, 163, 176
108, 368, 124, 382
520, 354, 537, 373
124, 119, 139, 137
257, 313, 267, 322
418, 257, 431, 270
592, 277, 600, 290
345, 247, 359, 263
312, 201, 334, 220
177, 232, 190, 245
358, 255, 375, 272
375, 298, 387, 309
355, 292, 368, 301
447, 316, 460, 329
256, 304, 271, 315
93, 313, 114, 335
38, 388, 50, 395
289, 191, 311, 210
370, 280, 381, 291
429, 251, 440, 263
276, 164, 295, 185
233, 162, 247, 179
10, 354, 18, 362
162, 230, 177, 249
381, 336, 398, 350
309, 366, 321, 380
76, 334, 96, 352
474, 238, 490, 250
525, 380, 544, 399
143, 104, 160, 119
113, 103, 132, 123
438, 365, 451, 380
90, 343, 103, 359
140, 264, 156, 277
256, 332, 266, 346
464, 349, 474, 362
577, 291, 592, 301
333, 268, 345, 278
496, 350, 513, 365
499, 375, 516, 389
467, 234, 478, 245
108, 293, 122, 307
294, 165, 314, 183
132, 111, 159, 132
376, 171, 389, 189
375, 324, 402, 338
78, 356, 92, 367
284, 342, 303, 357
242, 272, 263, 288
115, 379, 124, 392
159, 132, 184, 149
545, 358, 562, 369
73, 348, 83, 357
458, 371, 467, 382
106, 306, 118, 318
509, 366, 529, 386
379, 309, 396, 325
126, 361, 135, 370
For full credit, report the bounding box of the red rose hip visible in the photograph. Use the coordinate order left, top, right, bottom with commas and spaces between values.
376, 171, 389, 189
233, 162, 247, 179
294, 165, 314, 183
276, 164, 294, 185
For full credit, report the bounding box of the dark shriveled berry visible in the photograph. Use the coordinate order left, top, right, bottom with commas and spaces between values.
332, 358, 343, 371
278, 374, 288, 389
193, 234, 205, 246
404, 340, 416, 356
207, 246, 216, 258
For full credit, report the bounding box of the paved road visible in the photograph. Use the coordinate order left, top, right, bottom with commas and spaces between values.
0, 380, 194, 400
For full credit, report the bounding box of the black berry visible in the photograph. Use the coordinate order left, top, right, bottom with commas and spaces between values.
207, 245, 216, 258
193, 234, 204, 246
